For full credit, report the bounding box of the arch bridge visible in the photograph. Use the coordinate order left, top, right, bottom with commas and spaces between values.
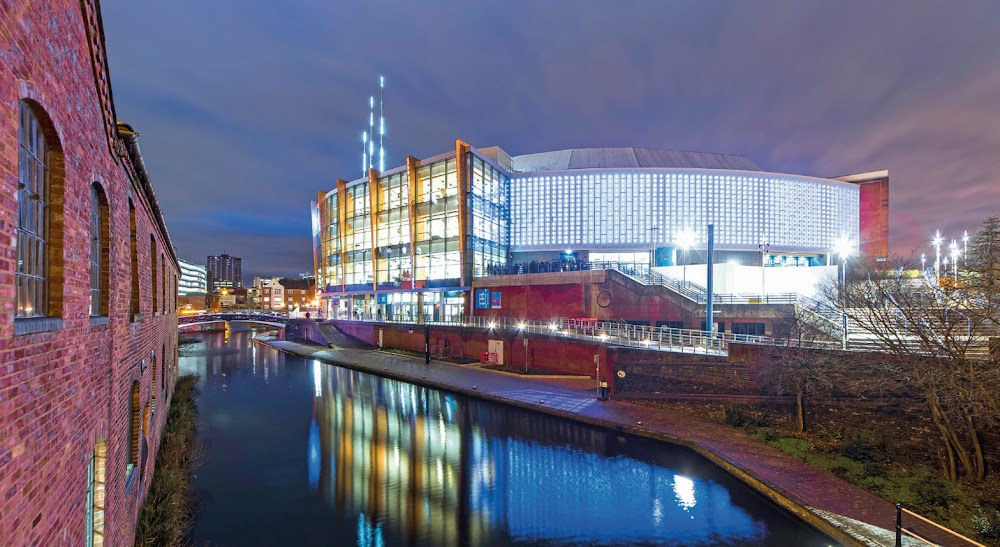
178, 312, 289, 329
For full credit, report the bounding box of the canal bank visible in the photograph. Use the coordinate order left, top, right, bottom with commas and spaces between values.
185, 329, 835, 546
255, 331, 932, 547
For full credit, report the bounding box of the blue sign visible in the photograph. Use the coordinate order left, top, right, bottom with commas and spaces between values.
377, 293, 387, 305
474, 289, 490, 309
491, 291, 502, 309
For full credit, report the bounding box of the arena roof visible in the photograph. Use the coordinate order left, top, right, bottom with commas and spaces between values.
510, 147, 761, 173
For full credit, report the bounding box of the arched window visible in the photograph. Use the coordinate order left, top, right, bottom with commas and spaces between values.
160, 254, 165, 314
129, 381, 140, 471
16, 100, 64, 321
89, 183, 110, 316
86, 440, 106, 547
161, 342, 167, 392
150, 236, 158, 314
129, 202, 139, 319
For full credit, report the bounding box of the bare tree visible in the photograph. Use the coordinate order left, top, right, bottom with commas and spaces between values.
815, 218, 1000, 481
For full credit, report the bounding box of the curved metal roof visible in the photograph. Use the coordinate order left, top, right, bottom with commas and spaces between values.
510, 147, 761, 173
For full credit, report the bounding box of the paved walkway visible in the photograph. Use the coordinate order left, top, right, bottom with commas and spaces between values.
258, 332, 954, 547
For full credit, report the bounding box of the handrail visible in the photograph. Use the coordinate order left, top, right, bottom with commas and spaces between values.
328, 314, 773, 355
178, 311, 289, 324
896, 504, 987, 547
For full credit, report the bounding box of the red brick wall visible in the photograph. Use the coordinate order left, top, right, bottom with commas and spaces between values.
0, 2, 179, 545
332, 321, 610, 377
471, 270, 790, 336
857, 176, 889, 260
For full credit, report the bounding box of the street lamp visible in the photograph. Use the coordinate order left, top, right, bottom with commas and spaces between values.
834, 236, 853, 350
932, 230, 943, 286
950, 240, 959, 282
758, 240, 770, 300
920, 253, 926, 277
962, 230, 969, 269
677, 229, 697, 286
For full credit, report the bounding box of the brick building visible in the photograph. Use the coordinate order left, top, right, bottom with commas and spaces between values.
254, 276, 314, 311
0, 2, 179, 545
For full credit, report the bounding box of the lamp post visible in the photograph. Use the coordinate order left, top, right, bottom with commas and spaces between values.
950, 240, 959, 282
758, 240, 770, 300
932, 230, 943, 286
834, 236, 853, 350
649, 226, 660, 267
962, 230, 969, 269
920, 253, 926, 277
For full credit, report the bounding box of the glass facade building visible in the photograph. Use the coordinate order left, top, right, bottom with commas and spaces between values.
312, 143, 869, 319
313, 142, 511, 321
177, 258, 207, 295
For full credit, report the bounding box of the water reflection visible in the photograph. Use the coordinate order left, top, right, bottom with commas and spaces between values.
185, 331, 832, 546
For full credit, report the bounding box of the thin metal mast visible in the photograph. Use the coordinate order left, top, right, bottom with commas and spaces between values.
368, 96, 375, 171
379, 76, 385, 172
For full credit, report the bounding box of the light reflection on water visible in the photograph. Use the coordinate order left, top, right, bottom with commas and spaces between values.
183, 330, 833, 546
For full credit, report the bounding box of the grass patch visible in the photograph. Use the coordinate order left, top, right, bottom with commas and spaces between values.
745, 425, 997, 543
135, 375, 202, 547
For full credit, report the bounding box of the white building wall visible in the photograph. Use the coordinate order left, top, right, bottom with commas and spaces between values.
510, 168, 859, 254
655, 264, 838, 299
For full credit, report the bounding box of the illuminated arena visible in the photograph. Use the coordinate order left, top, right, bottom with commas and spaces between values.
311, 141, 888, 320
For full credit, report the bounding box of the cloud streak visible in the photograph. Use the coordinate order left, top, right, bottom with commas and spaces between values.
101, 0, 1000, 279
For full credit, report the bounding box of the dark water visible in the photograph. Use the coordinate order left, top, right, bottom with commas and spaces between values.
183, 330, 835, 546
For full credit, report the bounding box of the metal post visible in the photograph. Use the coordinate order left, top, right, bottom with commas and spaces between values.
594, 354, 600, 399
841, 256, 848, 350
424, 324, 430, 365
706, 223, 714, 336
895, 504, 902, 547
524, 337, 529, 373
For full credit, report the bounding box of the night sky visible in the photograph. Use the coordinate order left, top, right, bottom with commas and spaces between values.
101, 1, 1000, 280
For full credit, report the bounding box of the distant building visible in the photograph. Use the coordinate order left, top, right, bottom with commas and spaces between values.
280, 277, 314, 310
254, 276, 285, 310
207, 253, 242, 293
253, 276, 315, 311
178, 258, 207, 295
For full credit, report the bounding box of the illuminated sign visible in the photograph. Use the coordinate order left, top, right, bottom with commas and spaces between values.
475, 289, 490, 309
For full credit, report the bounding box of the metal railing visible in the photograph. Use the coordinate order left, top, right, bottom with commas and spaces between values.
178, 311, 289, 325
896, 504, 986, 547
330, 314, 774, 355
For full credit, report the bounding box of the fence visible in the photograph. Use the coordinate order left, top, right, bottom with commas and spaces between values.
334, 314, 773, 355
896, 504, 986, 547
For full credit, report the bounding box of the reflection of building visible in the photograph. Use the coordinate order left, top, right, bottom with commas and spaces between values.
207, 253, 242, 293
313, 364, 777, 545
312, 142, 887, 320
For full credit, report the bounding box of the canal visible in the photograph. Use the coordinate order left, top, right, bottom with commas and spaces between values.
181, 329, 834, 546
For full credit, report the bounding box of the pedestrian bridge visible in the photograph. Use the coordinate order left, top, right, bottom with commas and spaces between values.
178, 312, 289, 329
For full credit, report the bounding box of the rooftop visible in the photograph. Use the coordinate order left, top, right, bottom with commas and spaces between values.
510, 147, 761, 173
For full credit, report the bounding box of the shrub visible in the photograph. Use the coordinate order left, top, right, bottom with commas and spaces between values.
134, 375, 202, 547
839, 437, 888, 464
723, 406, 774, 429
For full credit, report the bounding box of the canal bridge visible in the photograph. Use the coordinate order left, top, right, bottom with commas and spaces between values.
178, 311, 289, 329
